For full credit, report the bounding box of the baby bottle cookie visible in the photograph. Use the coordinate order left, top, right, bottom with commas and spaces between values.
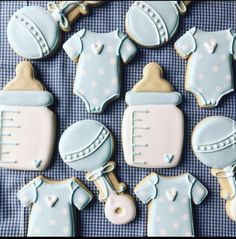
0, 61, 56, 171
122, 63, 184, 168
7, 1, 104, 60
192, 116, 236, 221
18, 176, 93, 237
59, 120, 136, 225
126, 1, 191, 48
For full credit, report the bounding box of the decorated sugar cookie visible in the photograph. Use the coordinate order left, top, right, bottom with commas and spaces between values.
175, 28, 236, 108
0, 61, 56, 171
59, 120, 136, 225
122, 62, 184, 168
126, 1, 191, 48
63, 29, 137, 113
7, 1, 104, 60
18, 176, 93, 237
192, 116, 236, 221
134, 173, 208, 237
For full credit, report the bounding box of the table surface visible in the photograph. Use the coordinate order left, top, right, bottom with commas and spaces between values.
1, 1, 236, 237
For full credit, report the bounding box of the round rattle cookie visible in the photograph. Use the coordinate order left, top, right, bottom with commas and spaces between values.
192, 116, 236, 222
59, 120, 136, 225
122, 62, 184, 168
125, 1, 191, 48
7, 1, 104, 60
0, 61, 56, 171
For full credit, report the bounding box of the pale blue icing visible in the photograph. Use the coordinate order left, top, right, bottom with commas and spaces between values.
59, 120, 114, 171
175, 28, 235, 108
17, 176, 93, 237
192, 116, 236, 169
125, 91, 182, 105
7, 6, 61, 59
134, 173, 208, 237
0, 91, 54, 107
63, 29, 137, 113
126, 1, 185, 47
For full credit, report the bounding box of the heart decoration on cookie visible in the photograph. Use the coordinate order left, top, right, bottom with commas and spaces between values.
45, 195, 58, 208
204, 39, 217, 54
166, 189, 178, 201
164, 154, 174, 164
91, 42, 104, 54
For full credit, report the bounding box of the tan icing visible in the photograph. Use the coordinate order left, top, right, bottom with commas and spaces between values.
132, 62, 174, 93
3, 61, 44, 91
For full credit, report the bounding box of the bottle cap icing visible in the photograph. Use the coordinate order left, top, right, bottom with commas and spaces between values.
125, 1, 191, 48
192, 116, 236, 169
122, 62, 184, 169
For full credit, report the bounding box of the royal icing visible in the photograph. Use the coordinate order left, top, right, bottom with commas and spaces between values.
134, 173, 208, 237
63, 29, 137, 113
59, 120, 136, 225
175, 27, 236, 108
17, 176, 93, 237
126, 1, 191, 48
0, 62, 56, 171
122, 63, 184, 168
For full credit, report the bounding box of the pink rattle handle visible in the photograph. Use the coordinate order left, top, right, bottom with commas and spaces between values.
86, 161, 136, 225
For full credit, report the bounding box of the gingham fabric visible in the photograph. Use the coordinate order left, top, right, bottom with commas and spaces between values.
0, 0, 236, 237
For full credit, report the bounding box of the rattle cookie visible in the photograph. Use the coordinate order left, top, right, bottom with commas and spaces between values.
134, 173, 208, 237
7, 1, 104, 60
17, 176, 93, 237
175, 27, 236, 108
192, 116, 236, 221
59, 120, 136, 225
126, 1, 191, 48
0, 61, 56, 171
122, 62, 184, 168
63, 29, 137, 113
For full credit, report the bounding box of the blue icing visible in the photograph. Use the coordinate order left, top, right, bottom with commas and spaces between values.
134, 173, 208, 237
175, 28, 235, 108
7, 6, 61, 59
192, 116, 236, 169
0, 91, 54, 107
63, 29, 137, 113
17, 176, 92, 237
59, 120, 114, 171
125, 91, 182, 105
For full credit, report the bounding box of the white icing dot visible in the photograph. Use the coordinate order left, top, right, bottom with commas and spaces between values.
78, 196, 86, 204
158, 196, 165, 204
107, 45, 114, 53
226, 74, 231, 81
111, 78, 118, 85
220, 54, 226, 60
169, 206, 176, 213
160, 229, 166, 235
126, 45, 133, 52
173, 222, 180, 229
104, 88, 111, 95
182, 214, 189, 221
34, 228, 41, 234
92, 98, 98, 104
198, 188, 205, 195
215, 86, 221, 92
197, 53, 203, 59
180, 44, 189, 51
110, 57, 116, 65
34, 205, 43, 213
98, 68, 105, 75
198, 74, 204, 80
62, 208, 69, 215
156, 216, 161, 222
84, 54, 92, 61
80, 69, 87, 77
212, 65, 219, 72
49, 219, 57, 226
182, 197, 188, 204
91, 81, 98, 88
63, 227, 69, 234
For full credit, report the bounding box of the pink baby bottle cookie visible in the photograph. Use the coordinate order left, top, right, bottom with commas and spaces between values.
122, 63, 184, 168
0, 61, 56, 170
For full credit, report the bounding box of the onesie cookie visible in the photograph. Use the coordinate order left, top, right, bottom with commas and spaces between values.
126, 1, 191, 48
63, 29, 137, 113
175, 28, 236, 108
17, 176, 93, 237
192, 116, 236, 221
59, 120, 136, 225
134, 173, 208, 237
7, 1, 104, 60
0, 61, 56, 171
122, 62, 184, 168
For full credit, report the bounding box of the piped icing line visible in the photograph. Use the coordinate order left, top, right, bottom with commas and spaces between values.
125, 91, 182, 105
63, 127, 109, 162
194, 131, 236, 153
172, 1, 187, 14
133, 1, 169, 44
13, 13, 50, 57
0, 91, 54, 107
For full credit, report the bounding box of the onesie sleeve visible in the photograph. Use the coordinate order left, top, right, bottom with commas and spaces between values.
118, 31, 137, 64
175, 27, 196, 59
63, 29, 86, 62
71, 179, 93, 210
188, 175, 208, 205
134, 173, 158, 204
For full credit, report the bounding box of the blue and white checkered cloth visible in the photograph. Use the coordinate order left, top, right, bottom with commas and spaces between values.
0, 1, 236, 237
